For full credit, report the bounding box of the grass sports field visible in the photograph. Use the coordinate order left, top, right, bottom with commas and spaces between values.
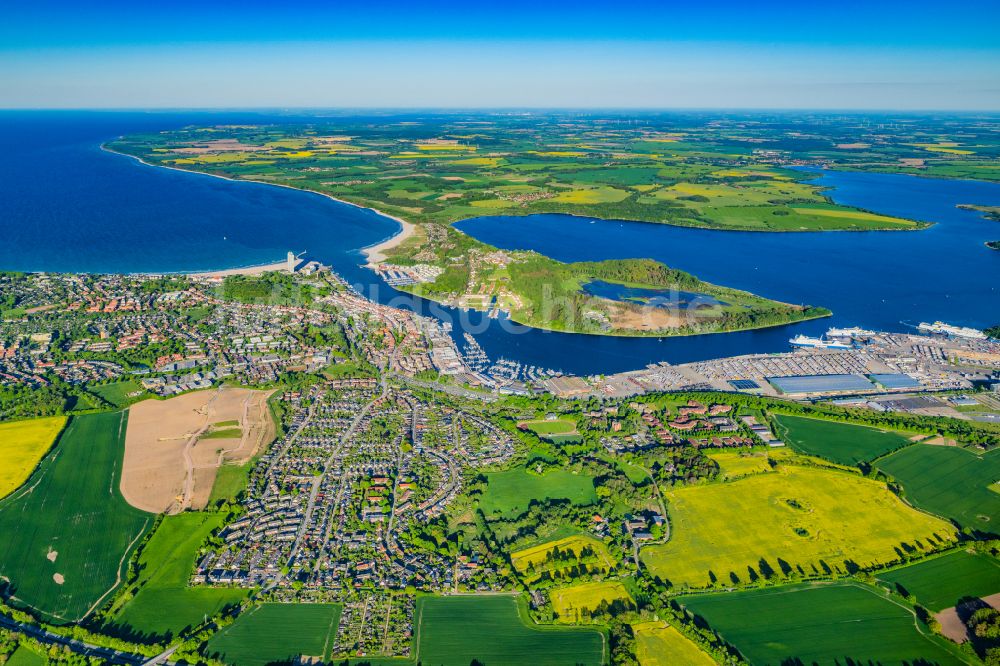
877, 550, 1000, 611
415, 595, 604, 665
682, 582, 964, 665
876, 445, 1000, 529
773, 414, 912, 465
519, 418, 578, 435
640, 465, 956, 589
108, 512, 249, 641
549, 581, 633, 623
207, 603, 342, 666
0, 411, 154, 623
632, 621, 715, 666
479, 468, 597, 517
0, 416, 65, 498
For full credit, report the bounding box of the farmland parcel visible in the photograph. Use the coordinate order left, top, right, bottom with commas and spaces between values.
121, 388, 275, 513
549, 580, 633, 623
0, 411, 153, 622
632, 621, 715, 666
414, 595, 604, 666
640, 465, 957, 589
206, 603, 342, 666
683, 582, 965, 665
876, 445, 1000, 529
0, 416, 65, 498
773, 414, 912, 465
876, 550, 1000, 612
107, 512, 249, 641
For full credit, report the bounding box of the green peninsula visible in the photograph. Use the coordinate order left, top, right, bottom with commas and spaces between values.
110, 113, 962, 335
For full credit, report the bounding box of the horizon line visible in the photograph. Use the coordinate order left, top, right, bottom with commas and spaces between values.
2, 106, 1000, 114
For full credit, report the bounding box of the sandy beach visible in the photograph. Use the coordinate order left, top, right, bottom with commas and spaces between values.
185, 259, 293, 278
362, 216, 417, 265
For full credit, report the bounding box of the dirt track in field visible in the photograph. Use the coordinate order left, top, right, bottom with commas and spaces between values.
121, 387, 275, 513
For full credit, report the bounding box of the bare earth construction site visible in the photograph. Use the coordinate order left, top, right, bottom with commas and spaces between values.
120, 388, 275, 513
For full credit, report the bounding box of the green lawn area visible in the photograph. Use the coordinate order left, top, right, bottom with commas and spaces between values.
479, 468, 597, 518
520, 418, 578, 435
208, 463, 253, 505
875, 445, 1000, 530
88, 380, 146, 408
206, 603, 341, 666
773, 414, 912, 466
877, 550, 1000, 611
200, 428, 242, 440
5, 646, 47, 666
682, 582, 965, 665
107, 512, 248, 642
0, 411, 154, 623
415, 595, 604, 666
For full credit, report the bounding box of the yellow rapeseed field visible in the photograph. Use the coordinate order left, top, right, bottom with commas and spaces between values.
790, 207, 917, 225
632, 621, 716, 666
0, 416, 66, 498
707, 451, 772, 480
511, 535, 612, 574
640, 465, 957, 589
551, 186, 630, 204
550, 581, 632, 623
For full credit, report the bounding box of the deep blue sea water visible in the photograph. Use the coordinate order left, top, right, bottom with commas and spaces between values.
457, 169, 1000, 360
0, 111, 399, 275
2, 112, 998, 376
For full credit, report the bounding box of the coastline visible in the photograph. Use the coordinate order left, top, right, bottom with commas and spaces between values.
361, 217, 417, 264
183, 260, 293, 278
105, 144, 833, 340
102, 143, 414, 270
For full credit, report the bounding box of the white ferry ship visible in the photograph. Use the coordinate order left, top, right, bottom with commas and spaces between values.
826, 326, 875, 339
917, 321, 987, 340
789, 334, 853, 350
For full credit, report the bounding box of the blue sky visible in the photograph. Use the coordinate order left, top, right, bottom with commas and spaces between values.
2, 0, 999, 109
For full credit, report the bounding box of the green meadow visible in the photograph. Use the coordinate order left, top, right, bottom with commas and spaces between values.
5, 646, 47, 666
682, 582, 965, 665
87, 380, 146, 408
876, 445, 1000, 529
107, 512, 249, 641
877, 550, 1000, 611
414, 595, 604, 666
479, 468, 597, 518
773, 414, 912, 465
206, 603, 342, 666
207, 463, 253, 505
520, 418, 577, 435
0, 411, 153, 623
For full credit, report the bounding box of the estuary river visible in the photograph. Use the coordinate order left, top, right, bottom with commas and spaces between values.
1, 112, 998, 375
